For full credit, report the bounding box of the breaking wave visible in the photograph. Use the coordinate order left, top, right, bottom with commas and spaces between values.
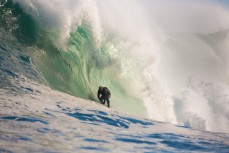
1, 0, 229, 133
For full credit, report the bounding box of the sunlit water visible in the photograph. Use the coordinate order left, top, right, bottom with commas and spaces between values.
1, 1, 229, 152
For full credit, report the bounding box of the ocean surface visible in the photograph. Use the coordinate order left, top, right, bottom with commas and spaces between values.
0, 0, 229, 152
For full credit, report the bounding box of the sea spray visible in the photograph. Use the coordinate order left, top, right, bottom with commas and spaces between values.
2, 0, 229, 133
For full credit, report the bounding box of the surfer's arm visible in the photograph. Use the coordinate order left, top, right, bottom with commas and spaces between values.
97, 90, 101, 99
107, 89, 111, 98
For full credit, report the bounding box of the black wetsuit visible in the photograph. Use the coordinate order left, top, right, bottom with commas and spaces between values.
97, 87, 111, 108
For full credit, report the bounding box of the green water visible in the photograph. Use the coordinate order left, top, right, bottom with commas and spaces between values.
30, 22, 147, 117
0, 0, 147, 117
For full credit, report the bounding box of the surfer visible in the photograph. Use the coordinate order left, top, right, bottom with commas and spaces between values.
97, 86, 111, 108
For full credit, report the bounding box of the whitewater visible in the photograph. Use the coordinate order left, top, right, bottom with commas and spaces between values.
0, 0, 229, 152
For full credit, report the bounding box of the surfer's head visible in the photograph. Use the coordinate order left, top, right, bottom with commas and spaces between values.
99, 86, 103, 90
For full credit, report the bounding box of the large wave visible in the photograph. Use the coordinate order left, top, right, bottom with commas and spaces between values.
1, 0, 229, 133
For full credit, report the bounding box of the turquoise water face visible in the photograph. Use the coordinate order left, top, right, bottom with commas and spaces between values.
32, 21, 147, 117
0, 1, 147, 117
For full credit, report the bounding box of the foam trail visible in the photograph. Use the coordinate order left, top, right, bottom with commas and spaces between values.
12, 0, 229, 133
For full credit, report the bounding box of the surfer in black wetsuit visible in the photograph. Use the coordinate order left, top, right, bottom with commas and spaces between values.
97, 86, 111, 108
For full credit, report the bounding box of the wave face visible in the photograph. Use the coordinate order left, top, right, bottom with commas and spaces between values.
1, 0, 229, 133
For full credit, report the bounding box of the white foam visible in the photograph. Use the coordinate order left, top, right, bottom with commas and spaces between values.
13, 0, 229, 133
